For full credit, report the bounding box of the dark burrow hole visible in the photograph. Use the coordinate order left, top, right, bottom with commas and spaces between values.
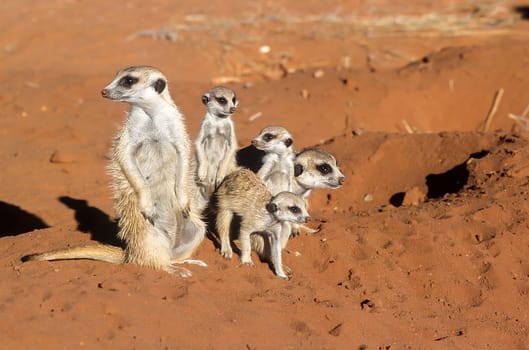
389, 150, 490, 207
514, 6, 529, 20
389, 192, 406, 207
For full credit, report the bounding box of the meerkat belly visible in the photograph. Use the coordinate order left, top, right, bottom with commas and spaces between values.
204, 134, 229, 175
137, 139, 179, 233
136, 139, 177, 186
266, 163, 292, 194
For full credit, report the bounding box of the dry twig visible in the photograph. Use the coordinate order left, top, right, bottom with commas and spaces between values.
483, 88, 504, 132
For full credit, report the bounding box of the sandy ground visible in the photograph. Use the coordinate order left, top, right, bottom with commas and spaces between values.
2, 0, 529, 348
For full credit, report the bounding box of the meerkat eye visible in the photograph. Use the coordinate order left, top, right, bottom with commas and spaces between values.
232, 97, 237, 104
288, 206, 301, 214
119, 76, 139, 88
216, 96, 228, 105
316, 163, 333, 174
263, 133, 275, 142
284, 138, 293, 147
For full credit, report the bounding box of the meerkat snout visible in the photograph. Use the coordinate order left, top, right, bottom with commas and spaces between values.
101, 89, 109, 98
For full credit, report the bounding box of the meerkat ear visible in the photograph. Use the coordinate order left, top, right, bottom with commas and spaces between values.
266, 203, 278, 214
294, 164, 304, 177
153, 79, 166, 93
284, 138, 293, 147
202, 94, 210, 105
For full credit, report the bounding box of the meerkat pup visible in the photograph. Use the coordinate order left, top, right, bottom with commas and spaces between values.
215, 168, 309, 280
194, 86, 239, 209
252, 126, 295, 196
23, 66, 205, 276
291, 148, 345, 235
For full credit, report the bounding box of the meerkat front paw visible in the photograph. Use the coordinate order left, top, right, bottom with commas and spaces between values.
181, 206, 190, 219
290, 225, 300, 238
139, 194, 157, 224
197, 167, 207, 183
175, 193, 190, 218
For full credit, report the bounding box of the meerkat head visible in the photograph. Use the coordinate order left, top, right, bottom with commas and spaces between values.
101, 65, 171, 106
294, 148, 345, 189
201, 86, 238, 118
266, 192, 310, 224
251, 126, 294, 154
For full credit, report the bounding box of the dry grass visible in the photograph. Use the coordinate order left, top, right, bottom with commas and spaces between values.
152, 2, 519, 42
128, 2, 524, 80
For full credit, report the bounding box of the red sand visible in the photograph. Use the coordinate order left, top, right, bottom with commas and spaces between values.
2, 1, 529, 348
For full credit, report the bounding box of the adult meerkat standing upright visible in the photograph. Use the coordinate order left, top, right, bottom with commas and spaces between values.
252, 126, 295, 196
195, 86, 238, 209
215, 168, 309, 280
23, 66, 205, 276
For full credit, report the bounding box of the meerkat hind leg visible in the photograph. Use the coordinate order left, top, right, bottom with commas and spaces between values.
238, 222, 255, 267
216, 208, 234, 259
270, 230, 288, 280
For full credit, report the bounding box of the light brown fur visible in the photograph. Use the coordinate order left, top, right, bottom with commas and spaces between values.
215, 168, 309, 279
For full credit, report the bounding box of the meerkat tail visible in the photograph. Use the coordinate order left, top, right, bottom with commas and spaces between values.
21, 244, 125, 264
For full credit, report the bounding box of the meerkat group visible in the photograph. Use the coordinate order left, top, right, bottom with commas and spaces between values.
22, 65, 345, 280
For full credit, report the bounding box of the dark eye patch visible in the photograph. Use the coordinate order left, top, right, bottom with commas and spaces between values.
294, 164, 303, 177
119, 75, 139, 88
316, 163, 333, 174
232, 96, 237, 104
263, 133, 275, 142
288, 206, 301, 214
216, 96, 227, 105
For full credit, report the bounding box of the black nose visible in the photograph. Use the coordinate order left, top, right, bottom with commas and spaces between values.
101, 89, 109, 98
304, 216, 310, 223
338, 176, 345, 185
229, 107, 236, 113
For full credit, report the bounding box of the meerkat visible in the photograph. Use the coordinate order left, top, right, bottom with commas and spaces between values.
252, 126, 295, 196
291, 148, 345, 235
22, 66, 205, 276
215, 168, 309, 280
194, 86, 238, 209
